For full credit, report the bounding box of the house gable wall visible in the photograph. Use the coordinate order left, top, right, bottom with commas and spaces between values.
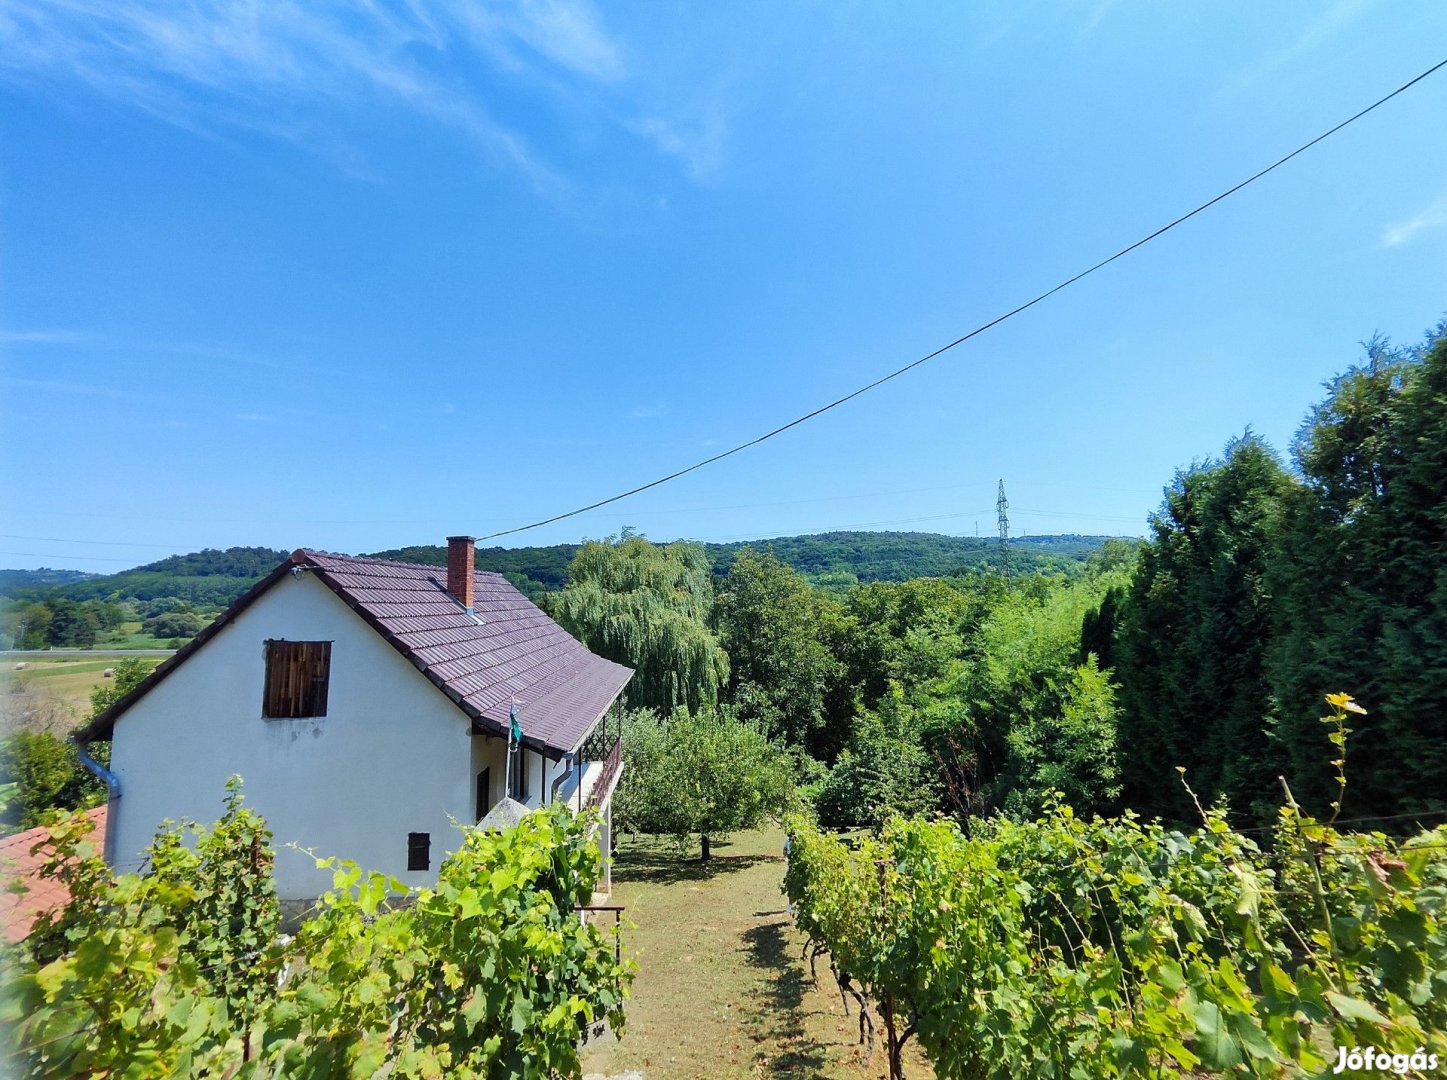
108, 571, 484, 900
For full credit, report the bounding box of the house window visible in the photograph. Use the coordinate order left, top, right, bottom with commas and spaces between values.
474, 768, 491, 821
262, 640, 331, 718
407, 832, 430, 871
511, 747, 530, 802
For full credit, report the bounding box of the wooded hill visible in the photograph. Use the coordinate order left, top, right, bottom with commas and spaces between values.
0, 568, 99, 591
1, 532, 1123, 610
0, 547, 292, 608
372, 532, 1121, 598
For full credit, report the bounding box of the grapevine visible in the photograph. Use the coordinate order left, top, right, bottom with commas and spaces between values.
785, 695, 1447, 1079
0, 783, 632, 1078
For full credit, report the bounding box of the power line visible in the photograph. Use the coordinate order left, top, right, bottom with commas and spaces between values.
0, 550, 140, 563
8, 477, 1157, 530
0, 503, 1126, 565
474, 57, 1447, 544
0, 484, 1152, 552
686, 508, 999, 545
1013, 508, 1147, 525
0, 492, 1147, 557
0, 533, 199, 549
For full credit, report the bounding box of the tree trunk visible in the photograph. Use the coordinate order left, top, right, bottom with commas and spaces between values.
700, 833, 711, 861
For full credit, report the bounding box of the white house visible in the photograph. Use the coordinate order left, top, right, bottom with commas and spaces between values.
77, 537, 632, 903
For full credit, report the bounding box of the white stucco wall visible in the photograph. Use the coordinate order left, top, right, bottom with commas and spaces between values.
470, 732, 507, 821
108, 571, 497, 900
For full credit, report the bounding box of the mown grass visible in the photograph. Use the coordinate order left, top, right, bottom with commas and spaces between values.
2, 654, 167, 718
581, 826, 932, 1080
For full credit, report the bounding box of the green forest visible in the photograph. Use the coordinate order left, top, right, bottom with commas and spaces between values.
0, 547, 291, 649
370, 530, 1107, 598
579, 324, 1447, 834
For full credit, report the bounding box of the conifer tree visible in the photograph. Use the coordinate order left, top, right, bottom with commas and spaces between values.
1115, 435, 1292, 824
1268, 327, 1447, 818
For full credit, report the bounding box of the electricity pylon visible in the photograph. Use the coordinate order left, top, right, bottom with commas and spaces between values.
996, 479, 1010, 582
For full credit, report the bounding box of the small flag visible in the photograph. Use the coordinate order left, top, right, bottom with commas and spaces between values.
510, 703, 523, 745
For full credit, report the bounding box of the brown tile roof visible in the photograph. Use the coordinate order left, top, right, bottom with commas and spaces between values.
80, 551, 632, 758
1, 806, 108, 942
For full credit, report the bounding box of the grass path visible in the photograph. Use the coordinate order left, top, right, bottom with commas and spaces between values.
582, 826, 932, 1080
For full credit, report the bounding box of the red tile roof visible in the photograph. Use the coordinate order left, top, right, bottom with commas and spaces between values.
298, 550, 633, 754
1, 806, 107, 942
80, 551, 632, 758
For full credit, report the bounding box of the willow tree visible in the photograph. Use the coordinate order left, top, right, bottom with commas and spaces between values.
546, 533, 729, 712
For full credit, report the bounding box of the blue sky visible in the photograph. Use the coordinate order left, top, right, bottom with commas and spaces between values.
1, 1, 1444, 571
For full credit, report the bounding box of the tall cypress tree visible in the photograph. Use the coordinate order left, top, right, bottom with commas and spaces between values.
1115, 435, 1292, 825
1269, 327, 1447, 818
1079, 584, 1123, 670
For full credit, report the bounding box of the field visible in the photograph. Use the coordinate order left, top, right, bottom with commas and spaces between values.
582, 826, 931, 1080
0, 652, 168, 731
100, 622, 193, 650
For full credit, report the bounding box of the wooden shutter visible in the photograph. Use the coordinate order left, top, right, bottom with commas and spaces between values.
304, 642, 331, 715
264, 640, 332, 718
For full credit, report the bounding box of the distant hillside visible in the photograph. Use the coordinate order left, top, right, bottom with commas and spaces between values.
0, 547, 289, 607
0, 533, 1130, 611
367, 543, 581, 598
366, 532, 1127, 595
0, 568, 99, 591
704, 531, 1120, 582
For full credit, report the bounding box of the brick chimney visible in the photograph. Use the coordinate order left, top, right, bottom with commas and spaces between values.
447, 535, 476, 612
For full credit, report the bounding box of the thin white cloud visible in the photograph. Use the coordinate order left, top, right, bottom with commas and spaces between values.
475, 0, 625, 83
631, 109, 729, 181
1381, 192, 1447, 248
1076, 0, 1124, 40
0, 0, 656, 193
0, 329, 89, 345
0, 376, 153, 401
630, 403, 667, 419
1221, 0, 1377, 97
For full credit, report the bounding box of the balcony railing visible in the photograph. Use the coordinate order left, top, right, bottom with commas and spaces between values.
576, 704, 620, 764
585, 735, 622, 811
569, 705, 622, 812
574, 904, 625, 963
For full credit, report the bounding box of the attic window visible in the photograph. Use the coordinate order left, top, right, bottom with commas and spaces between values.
263, 640, 332, 718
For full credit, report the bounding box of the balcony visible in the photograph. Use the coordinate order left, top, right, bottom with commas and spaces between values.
551, 708, 623, 813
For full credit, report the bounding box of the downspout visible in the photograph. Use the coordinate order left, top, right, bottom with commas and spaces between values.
549, 751, 577, 807
73, 739, 120, 867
